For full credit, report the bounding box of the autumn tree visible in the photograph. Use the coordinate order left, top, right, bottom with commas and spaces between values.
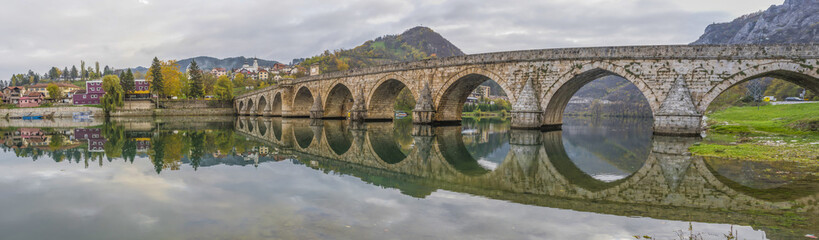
100, 75, 124, 115
214, 75, 234, 100
202, 73, 217, 96
146, 59, 183, 97
46, 83, 62, 100
233, 73, 246, 87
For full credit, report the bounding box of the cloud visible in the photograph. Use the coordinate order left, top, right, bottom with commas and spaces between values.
0, 0, 782, 79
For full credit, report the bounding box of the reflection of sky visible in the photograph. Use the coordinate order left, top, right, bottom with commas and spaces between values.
0, 150, 766, 240
562, 138, 629, 182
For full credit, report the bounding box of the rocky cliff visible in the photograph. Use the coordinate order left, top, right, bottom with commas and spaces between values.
692, 0, 819, 45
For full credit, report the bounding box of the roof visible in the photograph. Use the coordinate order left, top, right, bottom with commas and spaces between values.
28, 82, 80, 89
26, 92, 45, 97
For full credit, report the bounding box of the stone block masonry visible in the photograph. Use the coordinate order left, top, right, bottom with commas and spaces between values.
235, 44, 819, 136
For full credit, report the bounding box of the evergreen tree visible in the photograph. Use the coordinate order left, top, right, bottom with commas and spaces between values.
188, 60, 204, 98
120, 68, 135, 93
63, 67, 70, 79
70, 66, 78, 80
149, 57, 164, 98
95, 61, 100, 76
80, 61, 86, 81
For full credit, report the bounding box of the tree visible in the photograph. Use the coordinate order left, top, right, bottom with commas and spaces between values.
100, 75, 124, 115
48, 67, 60, 80
120, 68, 135, 93
95, 61, 100, 77
202, 73, 217, 96
214, 75, 234, 100
80, 61, 86, 81
63, 67, 70, 80
71, 66, 78, 80
233, 73, 246, 87
148, 57, 164, 98
46, 83, 62, 100
188, 60, 204, 98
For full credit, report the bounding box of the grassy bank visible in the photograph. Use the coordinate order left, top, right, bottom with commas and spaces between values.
690, 103, 819, 165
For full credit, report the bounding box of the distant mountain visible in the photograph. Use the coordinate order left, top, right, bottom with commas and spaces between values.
692, 0, 819, 45
300, 26, 464, 73
177, 56, 279, 71
564, 76, 653, 117
129, 56, 279, 74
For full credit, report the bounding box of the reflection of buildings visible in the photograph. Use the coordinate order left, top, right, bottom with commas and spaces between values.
74, 128, 106, 152
134, 138, 151, 152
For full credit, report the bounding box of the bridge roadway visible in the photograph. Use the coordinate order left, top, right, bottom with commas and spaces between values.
235, 44, 819, 135
234, 117, 818, 239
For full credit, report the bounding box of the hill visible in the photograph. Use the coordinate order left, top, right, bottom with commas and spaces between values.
130, 56, 279, 74
300, 26, 464, 73
569, 0, 819, 117
692, 0, 819, 45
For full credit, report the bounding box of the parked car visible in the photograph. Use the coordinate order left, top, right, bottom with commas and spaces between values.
784, 97, 804, 101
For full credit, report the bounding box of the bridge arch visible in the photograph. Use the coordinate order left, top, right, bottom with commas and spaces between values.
256, 119, 268, 137
293, 123, 314, 149
368, 75, 416, 120
246, 99, 256, 116
238, 100, 246, 115
434, 68, 511, 123
698, 62, 819, 113
271, 92, 283, 116
256, 95, 268, 115
542, 63, 657, 127
324, 120, 352, 156
366, 123, 413, 164
291, 86, 314, 117
324, 82, 354, 119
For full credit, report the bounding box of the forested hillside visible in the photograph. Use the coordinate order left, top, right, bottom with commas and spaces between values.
299, 26, 464, 73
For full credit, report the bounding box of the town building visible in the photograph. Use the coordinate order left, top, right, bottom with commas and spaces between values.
27, 83, 81, 99
310, 64, 320, 76
210, 68, 228, 77
73, 80, 104, 105
1, 86, 26, 105
126, 79, 150, 99
18, 92, 45, 107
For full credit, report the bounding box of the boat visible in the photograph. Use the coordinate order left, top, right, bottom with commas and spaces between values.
22, 115, 43, 120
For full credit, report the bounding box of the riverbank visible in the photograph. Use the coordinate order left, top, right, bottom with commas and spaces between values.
110, 99, 235, 117
690, 103, 819, 165
0, 106, 103, 119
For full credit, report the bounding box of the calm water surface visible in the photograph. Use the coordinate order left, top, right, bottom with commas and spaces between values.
0, 116, 816, 240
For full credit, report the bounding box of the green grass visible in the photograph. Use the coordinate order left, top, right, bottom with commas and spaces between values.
706, 103, 819, 135
691, 103, 819, 163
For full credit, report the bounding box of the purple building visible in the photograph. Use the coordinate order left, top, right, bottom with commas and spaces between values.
73, 80, 104, 105
74, 128, 106, 152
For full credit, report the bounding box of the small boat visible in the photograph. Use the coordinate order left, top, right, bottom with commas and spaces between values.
22, 115, 43, 120
395, 111, 408, 118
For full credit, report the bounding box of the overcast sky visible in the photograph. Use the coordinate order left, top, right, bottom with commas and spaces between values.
0, 0, 783, 79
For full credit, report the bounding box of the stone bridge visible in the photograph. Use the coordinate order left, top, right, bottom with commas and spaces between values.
233, 117, 818, 238
234, 44, 819, 135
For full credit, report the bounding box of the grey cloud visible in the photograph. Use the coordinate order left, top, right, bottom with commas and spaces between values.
0, 0, 779, 78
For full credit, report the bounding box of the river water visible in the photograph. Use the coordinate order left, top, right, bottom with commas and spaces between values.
0, 116, 815, 239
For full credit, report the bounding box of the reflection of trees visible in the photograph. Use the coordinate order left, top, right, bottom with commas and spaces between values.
189, 131, 205, 170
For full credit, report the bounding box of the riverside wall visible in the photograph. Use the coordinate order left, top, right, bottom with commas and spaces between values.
0, 107, 103, 119
111, 100, 235, 117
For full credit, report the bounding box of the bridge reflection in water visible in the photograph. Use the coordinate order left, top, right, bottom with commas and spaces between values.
234, 116, 818, 239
